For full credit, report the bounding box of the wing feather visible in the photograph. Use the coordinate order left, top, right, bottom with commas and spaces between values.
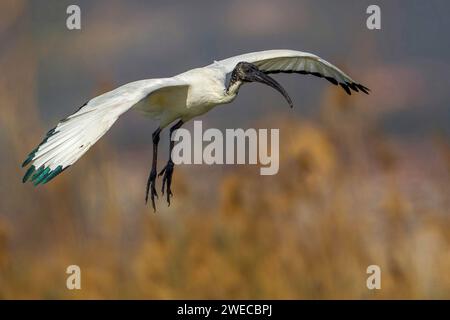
22, 78, 188, 185
211, 49, 369, 95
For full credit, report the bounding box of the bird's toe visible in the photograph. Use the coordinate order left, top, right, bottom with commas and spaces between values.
146, 169, 159, 212
159, 161, 175, 205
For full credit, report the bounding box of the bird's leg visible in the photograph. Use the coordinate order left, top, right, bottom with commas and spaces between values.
159, 120, 183, 206
146, 127, 161, 211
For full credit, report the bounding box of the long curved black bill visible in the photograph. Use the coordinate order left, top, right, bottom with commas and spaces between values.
251, 71, 294, 108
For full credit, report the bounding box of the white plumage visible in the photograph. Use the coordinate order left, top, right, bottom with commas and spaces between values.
22, 49, 368, 208
23, 78, 186, 181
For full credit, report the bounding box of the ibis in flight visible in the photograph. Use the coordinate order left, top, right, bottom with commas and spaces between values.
22, 49, 369, 211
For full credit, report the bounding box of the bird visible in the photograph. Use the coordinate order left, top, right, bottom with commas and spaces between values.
21, 49, 369, 211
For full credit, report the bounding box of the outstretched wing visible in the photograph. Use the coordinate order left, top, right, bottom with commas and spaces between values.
22, 78, 188, 185
212, 49, 369, 95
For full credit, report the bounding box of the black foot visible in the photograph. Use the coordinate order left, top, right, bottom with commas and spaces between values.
145, 169, 158, 212
158, 161, 174, 206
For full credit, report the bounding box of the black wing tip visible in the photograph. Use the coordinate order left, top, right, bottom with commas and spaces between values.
22, 126, 60, 168
264, 69, 371, 96
22, 165, 36, 183
22, 156, 33, 168
325, 77, 339, 86
357, 83, 371, 94
340, 83, 352, 95
41, 165, 65, 185
341, 82, 370, 95
22, 147, 38, 168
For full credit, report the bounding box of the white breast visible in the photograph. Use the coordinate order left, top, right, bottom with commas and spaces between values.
175, 67, 231, 121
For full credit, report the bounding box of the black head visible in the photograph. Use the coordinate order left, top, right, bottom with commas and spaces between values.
231, 62, 261, 82
227, 62, 293, 108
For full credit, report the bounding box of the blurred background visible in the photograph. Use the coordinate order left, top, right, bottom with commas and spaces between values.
0, 0, 449, 299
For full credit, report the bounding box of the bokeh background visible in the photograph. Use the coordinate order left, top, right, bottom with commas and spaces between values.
0, 0, 449, 299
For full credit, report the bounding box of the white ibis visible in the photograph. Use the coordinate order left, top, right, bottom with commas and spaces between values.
22, 49, 369, 210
